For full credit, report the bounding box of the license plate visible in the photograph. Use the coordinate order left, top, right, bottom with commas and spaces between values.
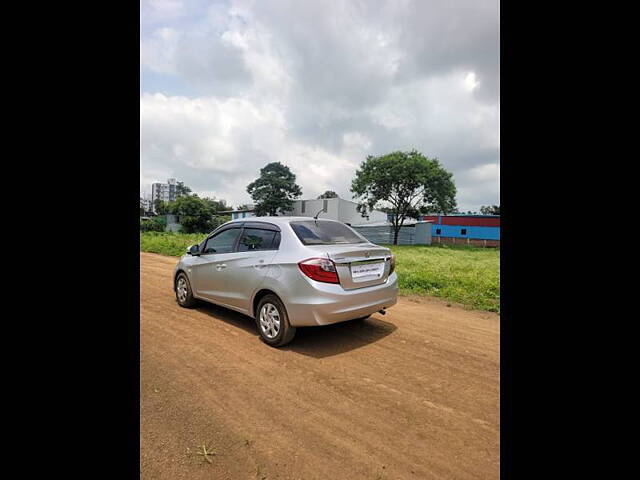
351, 262, 385, 282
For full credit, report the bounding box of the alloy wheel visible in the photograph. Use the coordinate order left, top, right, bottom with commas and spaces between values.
259, 303, 281, 339
177, 276, 188, 303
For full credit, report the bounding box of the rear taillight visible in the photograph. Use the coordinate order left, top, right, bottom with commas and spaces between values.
389, 254, 396, 275
298, 257, 340, 284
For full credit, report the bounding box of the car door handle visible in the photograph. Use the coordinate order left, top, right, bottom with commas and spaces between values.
215, 263, 227, 270
253, 259, 266, 269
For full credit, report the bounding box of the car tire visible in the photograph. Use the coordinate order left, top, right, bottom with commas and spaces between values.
256, 294, 296, 347
175, 272, 198, 308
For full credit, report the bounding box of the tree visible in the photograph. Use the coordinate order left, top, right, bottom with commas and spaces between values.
209, 214, 231, 231
247, 162, 302, 216
175, 181, 192, 198
168, 195, 232, 233
317, 190, 338, 199
154, 199, 168, 215
236, 204, 251, 211
351, 150, 457, 245
418, 205, 439, 215
168, 195, 214, 233
201, 197, 228, 213
480, 205, 500, 215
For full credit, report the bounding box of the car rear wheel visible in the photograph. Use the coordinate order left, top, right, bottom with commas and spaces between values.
175, 273, 198, 308
256, 294, 296, 347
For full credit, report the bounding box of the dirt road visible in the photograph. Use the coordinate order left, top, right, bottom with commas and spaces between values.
140, 252, 499, 480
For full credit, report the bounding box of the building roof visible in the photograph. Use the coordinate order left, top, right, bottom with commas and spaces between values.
351, 219, 433, 227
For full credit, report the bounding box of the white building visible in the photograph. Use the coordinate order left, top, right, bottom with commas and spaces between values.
221, 205, 256, 220
151, 178, 177, 212
283, 197, 387, 225
227, 197, 387, 225
140, 197, 153, 214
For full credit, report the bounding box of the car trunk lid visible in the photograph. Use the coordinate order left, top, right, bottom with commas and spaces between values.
305, 244, 392, 290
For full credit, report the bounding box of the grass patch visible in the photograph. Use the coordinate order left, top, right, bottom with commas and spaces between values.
386, 244, 499, 313
140, 232, 500, 313
140, 231, 203, 257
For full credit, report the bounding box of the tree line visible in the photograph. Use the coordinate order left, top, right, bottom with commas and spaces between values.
142, 150, 498, 243
244, 150, 458, 244
141, 185, 234, 234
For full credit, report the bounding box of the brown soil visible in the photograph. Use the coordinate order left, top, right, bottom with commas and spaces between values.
140, 252, 499, 480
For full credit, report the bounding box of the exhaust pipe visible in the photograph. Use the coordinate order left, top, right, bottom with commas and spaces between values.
378, 308, 386, 315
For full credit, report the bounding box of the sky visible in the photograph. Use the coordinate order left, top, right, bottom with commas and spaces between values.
140, 0, 499, 212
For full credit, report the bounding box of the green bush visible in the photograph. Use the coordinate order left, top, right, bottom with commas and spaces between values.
164, 194, 232, 233
140, 216, 166, 232
175, 214, 231, 234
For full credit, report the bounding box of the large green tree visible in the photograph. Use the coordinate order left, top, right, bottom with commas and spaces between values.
317, 190, 338, 199
351, 150, 457, 245
153, 199, 168, 215
168, 195, 229, 233
201, 197, 228, 213
247, 162, 302, 216
175, 181, 192, 198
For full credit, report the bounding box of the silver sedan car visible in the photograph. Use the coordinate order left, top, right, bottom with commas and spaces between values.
173, 216, 398, 347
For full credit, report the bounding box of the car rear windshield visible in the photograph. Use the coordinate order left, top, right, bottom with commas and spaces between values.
290, 220, 366, 245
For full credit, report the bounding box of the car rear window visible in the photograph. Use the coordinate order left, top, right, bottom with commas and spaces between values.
290, 220, 366, 245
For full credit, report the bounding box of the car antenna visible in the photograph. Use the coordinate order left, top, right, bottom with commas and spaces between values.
313, 208, 324, 224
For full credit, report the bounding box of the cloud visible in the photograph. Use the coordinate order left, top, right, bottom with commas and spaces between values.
455, 163, 500, 208
140, 93, 367, 205
140, 0, 500, 211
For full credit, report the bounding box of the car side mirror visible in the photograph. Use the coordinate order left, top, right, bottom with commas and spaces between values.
187, 244, 200, 256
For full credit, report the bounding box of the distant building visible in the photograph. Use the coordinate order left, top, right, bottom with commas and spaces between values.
151, 178, 177, 212
224, 198, 388, 225
220, 205, 256, 221
351, 221, 433, 245
140, 197, 153, 215
422, 214, 500, 247
283, 197, 388, 225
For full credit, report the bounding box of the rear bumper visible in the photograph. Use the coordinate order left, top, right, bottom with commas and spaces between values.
285, 273, 398, 327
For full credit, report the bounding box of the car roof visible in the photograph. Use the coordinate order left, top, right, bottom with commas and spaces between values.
226, 216, 341, 226
208, 216, 351, 238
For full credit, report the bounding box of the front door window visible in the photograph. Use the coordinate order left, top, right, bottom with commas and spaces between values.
202, 229, 241, 254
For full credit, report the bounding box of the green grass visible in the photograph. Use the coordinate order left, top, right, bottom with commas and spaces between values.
140, 231, 204, 257
386, 244, 500, 313
140, 232, 500, 313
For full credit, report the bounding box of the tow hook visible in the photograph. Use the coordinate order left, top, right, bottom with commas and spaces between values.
378, 308, 386, 315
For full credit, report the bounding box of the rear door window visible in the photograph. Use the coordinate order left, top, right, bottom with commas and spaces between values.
237, 228, 280, 251
290, 220, 366, 245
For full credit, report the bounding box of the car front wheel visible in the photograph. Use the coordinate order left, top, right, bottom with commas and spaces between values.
256, 294, 296, 347
175, 273, 198, 308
